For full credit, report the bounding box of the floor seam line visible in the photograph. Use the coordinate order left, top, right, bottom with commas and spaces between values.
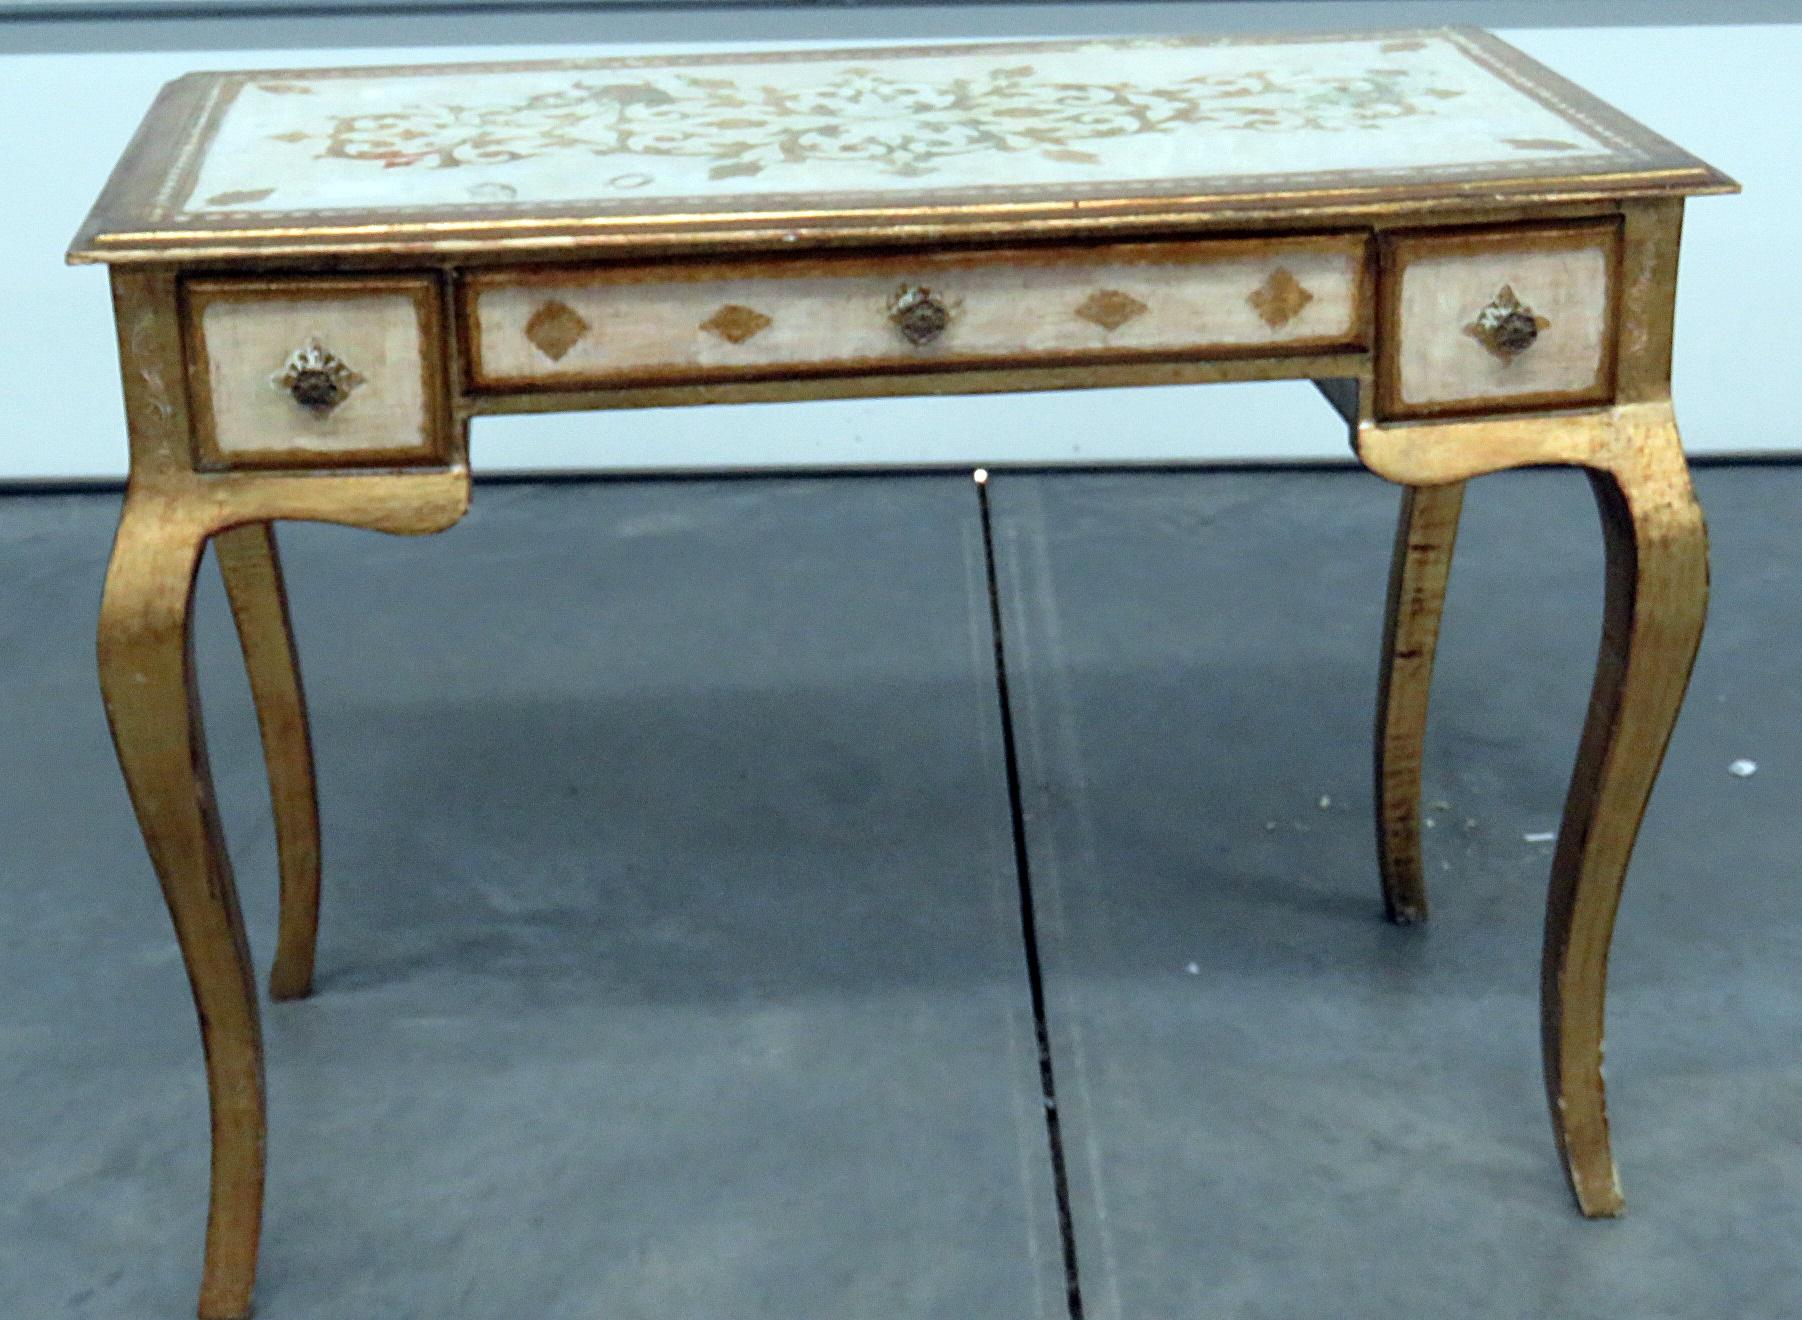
976, 474, 1087, 1320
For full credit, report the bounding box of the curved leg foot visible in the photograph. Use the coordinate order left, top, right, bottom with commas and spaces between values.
1374, 481, 1465, 923
217, 522, 321, 1002
101, 499, 265, 1320
1544, 441, 1706, 1217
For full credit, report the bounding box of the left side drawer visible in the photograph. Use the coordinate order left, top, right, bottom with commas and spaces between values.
184, 275, 449, 469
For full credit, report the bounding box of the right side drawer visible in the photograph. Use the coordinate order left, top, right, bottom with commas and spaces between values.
1376, 219, 1622, 422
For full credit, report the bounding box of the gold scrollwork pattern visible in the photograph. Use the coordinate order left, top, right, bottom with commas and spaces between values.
277, 61, 1474, 184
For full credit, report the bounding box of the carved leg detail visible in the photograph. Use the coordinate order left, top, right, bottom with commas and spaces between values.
216, 522, 321, 1002
1543, 448, 1707, 1217
1374, 481, 1465, 923
100, 499, 265, 1320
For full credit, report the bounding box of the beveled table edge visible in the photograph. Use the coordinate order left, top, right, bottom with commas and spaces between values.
66, 26, 1738, 269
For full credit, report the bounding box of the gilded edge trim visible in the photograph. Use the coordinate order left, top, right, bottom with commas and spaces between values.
458, 350, 1373, 420
68, 27, 1737, 267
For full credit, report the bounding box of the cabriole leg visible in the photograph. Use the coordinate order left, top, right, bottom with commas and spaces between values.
100, 497, 265, 1320
1373, 480, 1465, 923
1544, 434, 1706, 1216
1354, 395, 1706, 1214
216, 521, 321, 1001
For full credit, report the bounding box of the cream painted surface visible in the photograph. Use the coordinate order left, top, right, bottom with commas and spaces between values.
1395, 240, 1612, 409
471, 243, 1361, 386
200, 290, 429, 458
182, 31, 1624, 221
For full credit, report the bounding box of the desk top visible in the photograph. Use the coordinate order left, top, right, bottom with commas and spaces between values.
70, 28, 1733, 266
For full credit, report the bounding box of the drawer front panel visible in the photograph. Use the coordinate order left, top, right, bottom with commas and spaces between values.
1378, 220, 1621, 421
464, 236, 1368, 390
186, 276, 448, 468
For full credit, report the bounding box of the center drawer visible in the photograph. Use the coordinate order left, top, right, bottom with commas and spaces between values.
460, 234, 1369, 392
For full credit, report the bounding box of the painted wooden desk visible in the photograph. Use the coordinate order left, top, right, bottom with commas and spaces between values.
71, 29, 1734, 1319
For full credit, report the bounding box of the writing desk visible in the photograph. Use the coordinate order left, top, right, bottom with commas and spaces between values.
69, 28, 1735, 1318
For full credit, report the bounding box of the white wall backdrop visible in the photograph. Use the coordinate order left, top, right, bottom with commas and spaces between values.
1, 5, 1791, 480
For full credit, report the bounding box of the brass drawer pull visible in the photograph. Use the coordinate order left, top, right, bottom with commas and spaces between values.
272, 338, 363, 414
888, 284, 951, 346
1465, 284, 1549, 362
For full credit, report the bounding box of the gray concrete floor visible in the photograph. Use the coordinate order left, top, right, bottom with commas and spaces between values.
2, 465, 1799, 1319
993, 467, 1802, 1320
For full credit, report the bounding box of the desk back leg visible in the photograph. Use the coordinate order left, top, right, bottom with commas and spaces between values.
1373, 481, 1465, 923
216, 522, 321, 1002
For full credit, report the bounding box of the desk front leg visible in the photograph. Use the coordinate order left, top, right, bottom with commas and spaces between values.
100, 497, 265, 1320
1545, 441, 1705, 1216
1359, 399, 1707, 1216
105, 267, 470, 1318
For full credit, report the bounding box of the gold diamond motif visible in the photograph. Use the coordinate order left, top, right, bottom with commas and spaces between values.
700, 304, 773, 344
1248, 268, 1314, 328
1464, 285, 1552, 363
524, 300, 590, 361
1075, 289, 1148, 332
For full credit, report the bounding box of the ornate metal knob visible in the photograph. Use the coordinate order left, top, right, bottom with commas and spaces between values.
272, 339, 363, 415
1465, 285, 1549, 363
888, 285, 952, 346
